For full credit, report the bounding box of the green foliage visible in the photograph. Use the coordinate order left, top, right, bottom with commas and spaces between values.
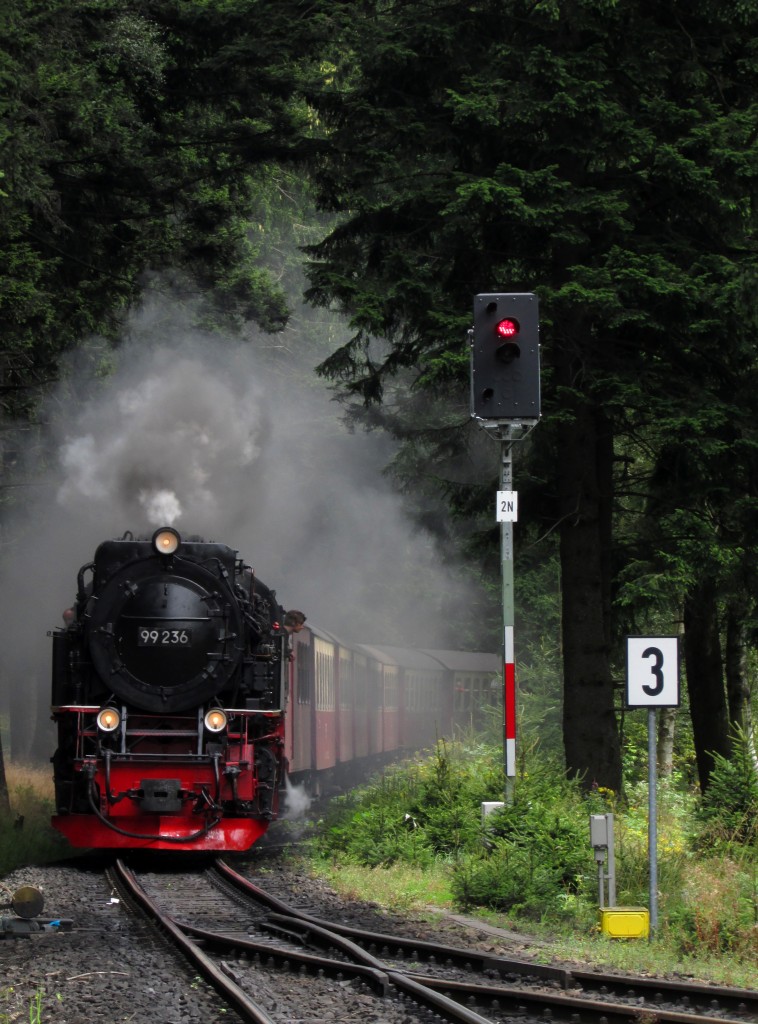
0, 0, 323, 426
317, 740, 502, 866
0, 785, 70, 876
696, 728, 758, 850
301, 0, 758, 791
318, 740, 600, 922
316, 739, 757, 958
666, 857, 758, 959
451, 761, 597, 921
452, 844, 596, 930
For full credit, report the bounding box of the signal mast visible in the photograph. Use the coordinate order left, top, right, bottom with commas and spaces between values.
469, 293, 541, 799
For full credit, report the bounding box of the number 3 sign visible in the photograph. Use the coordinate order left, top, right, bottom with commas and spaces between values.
626, 636, 680, 708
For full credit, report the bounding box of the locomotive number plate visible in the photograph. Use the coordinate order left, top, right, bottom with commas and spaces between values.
138, 627, 192, 646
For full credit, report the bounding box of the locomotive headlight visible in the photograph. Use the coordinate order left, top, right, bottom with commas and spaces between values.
96, 707, 121, 733
204, 708, 228, 733
152, 527, 180, 556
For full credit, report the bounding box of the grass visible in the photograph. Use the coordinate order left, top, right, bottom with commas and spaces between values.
305, 854, 758, 990
0, 986, 54, 1024
0, 763, 73, 877
4, 761, 54, 803
315, 857, 454, 915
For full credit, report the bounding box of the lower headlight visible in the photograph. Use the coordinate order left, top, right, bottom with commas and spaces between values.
204, 708, 227, 733
97, 707, 121, 732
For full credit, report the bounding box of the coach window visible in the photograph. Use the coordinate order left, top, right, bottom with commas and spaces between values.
355, 656, 367, 710
369, 663, 383, 707
316, 647, 335, 711
384, 666, 398, 710
454, 674, 472, 714
405, 672, 419, 712
340, 651, 353, 708
297, 653, 312, 705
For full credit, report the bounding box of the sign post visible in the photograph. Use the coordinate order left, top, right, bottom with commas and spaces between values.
626, 636, 680, 938
470, 293, 540, 800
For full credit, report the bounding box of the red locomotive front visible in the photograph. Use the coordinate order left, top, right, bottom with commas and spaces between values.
51, 527, 287, 851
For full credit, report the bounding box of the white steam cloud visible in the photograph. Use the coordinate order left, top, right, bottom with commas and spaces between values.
282, 776, 313, 820
139, 488, 182, 526
56, 352, 266, 535
0, 292, 483, 762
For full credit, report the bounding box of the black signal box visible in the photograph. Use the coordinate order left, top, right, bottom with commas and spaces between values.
470, 293, 540, 420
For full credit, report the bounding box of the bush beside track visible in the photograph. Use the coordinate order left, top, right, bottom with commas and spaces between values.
310, 738, 758, 974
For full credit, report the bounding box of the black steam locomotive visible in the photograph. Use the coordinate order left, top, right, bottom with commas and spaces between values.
51, 527, 287, 851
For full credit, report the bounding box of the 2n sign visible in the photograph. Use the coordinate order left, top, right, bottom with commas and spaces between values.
496, 490, 518, 522
626, 636, 680, 708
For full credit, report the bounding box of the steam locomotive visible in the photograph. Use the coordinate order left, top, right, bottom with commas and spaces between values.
51, 528, 501, 852
51, 528, 287, 851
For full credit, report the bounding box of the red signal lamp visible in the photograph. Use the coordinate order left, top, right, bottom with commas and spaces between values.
495, 317, 520, 339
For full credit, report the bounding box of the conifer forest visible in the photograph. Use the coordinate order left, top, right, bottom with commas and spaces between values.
1, 0, 758, 808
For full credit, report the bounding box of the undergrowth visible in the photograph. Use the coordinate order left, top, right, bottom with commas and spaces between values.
0, 764, 72, 877
312, 737, 758, 968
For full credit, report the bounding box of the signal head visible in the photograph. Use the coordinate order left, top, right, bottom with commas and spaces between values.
495, 317, 520, 339
470, 292, 540, 420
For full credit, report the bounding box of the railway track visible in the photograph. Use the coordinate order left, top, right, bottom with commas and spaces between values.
110, 858, 758, 1024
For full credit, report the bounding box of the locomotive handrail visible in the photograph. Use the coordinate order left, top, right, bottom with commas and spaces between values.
76, 561, 94, 604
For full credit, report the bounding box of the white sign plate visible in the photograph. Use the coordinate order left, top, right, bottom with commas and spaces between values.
626, 636, 680, 708
496, 491, 518, 522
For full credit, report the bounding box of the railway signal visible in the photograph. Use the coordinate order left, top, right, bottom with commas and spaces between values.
470, 293, 540, 421
469, 291, 541, 801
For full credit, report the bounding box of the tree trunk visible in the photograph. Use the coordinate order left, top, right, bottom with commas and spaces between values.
10, 675, 36, 763
725, 606, 753, 733
683, 579, 731, 791
0, 730, 10, 815
725, 605, 758, 773
558, 394, 621, 792
657, 707, 677, 776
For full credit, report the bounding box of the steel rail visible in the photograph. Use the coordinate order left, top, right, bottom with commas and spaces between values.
214, 858, 758, 1022
118, 860, 496, 1024
214, 857, 566, 983
112, 860, 275, 1024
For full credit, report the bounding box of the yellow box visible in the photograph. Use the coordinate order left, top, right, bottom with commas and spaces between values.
598, 907, 649, 939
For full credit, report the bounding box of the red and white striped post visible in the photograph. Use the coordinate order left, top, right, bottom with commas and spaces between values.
504, 623, 516, 777
499, 436, 517, 798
